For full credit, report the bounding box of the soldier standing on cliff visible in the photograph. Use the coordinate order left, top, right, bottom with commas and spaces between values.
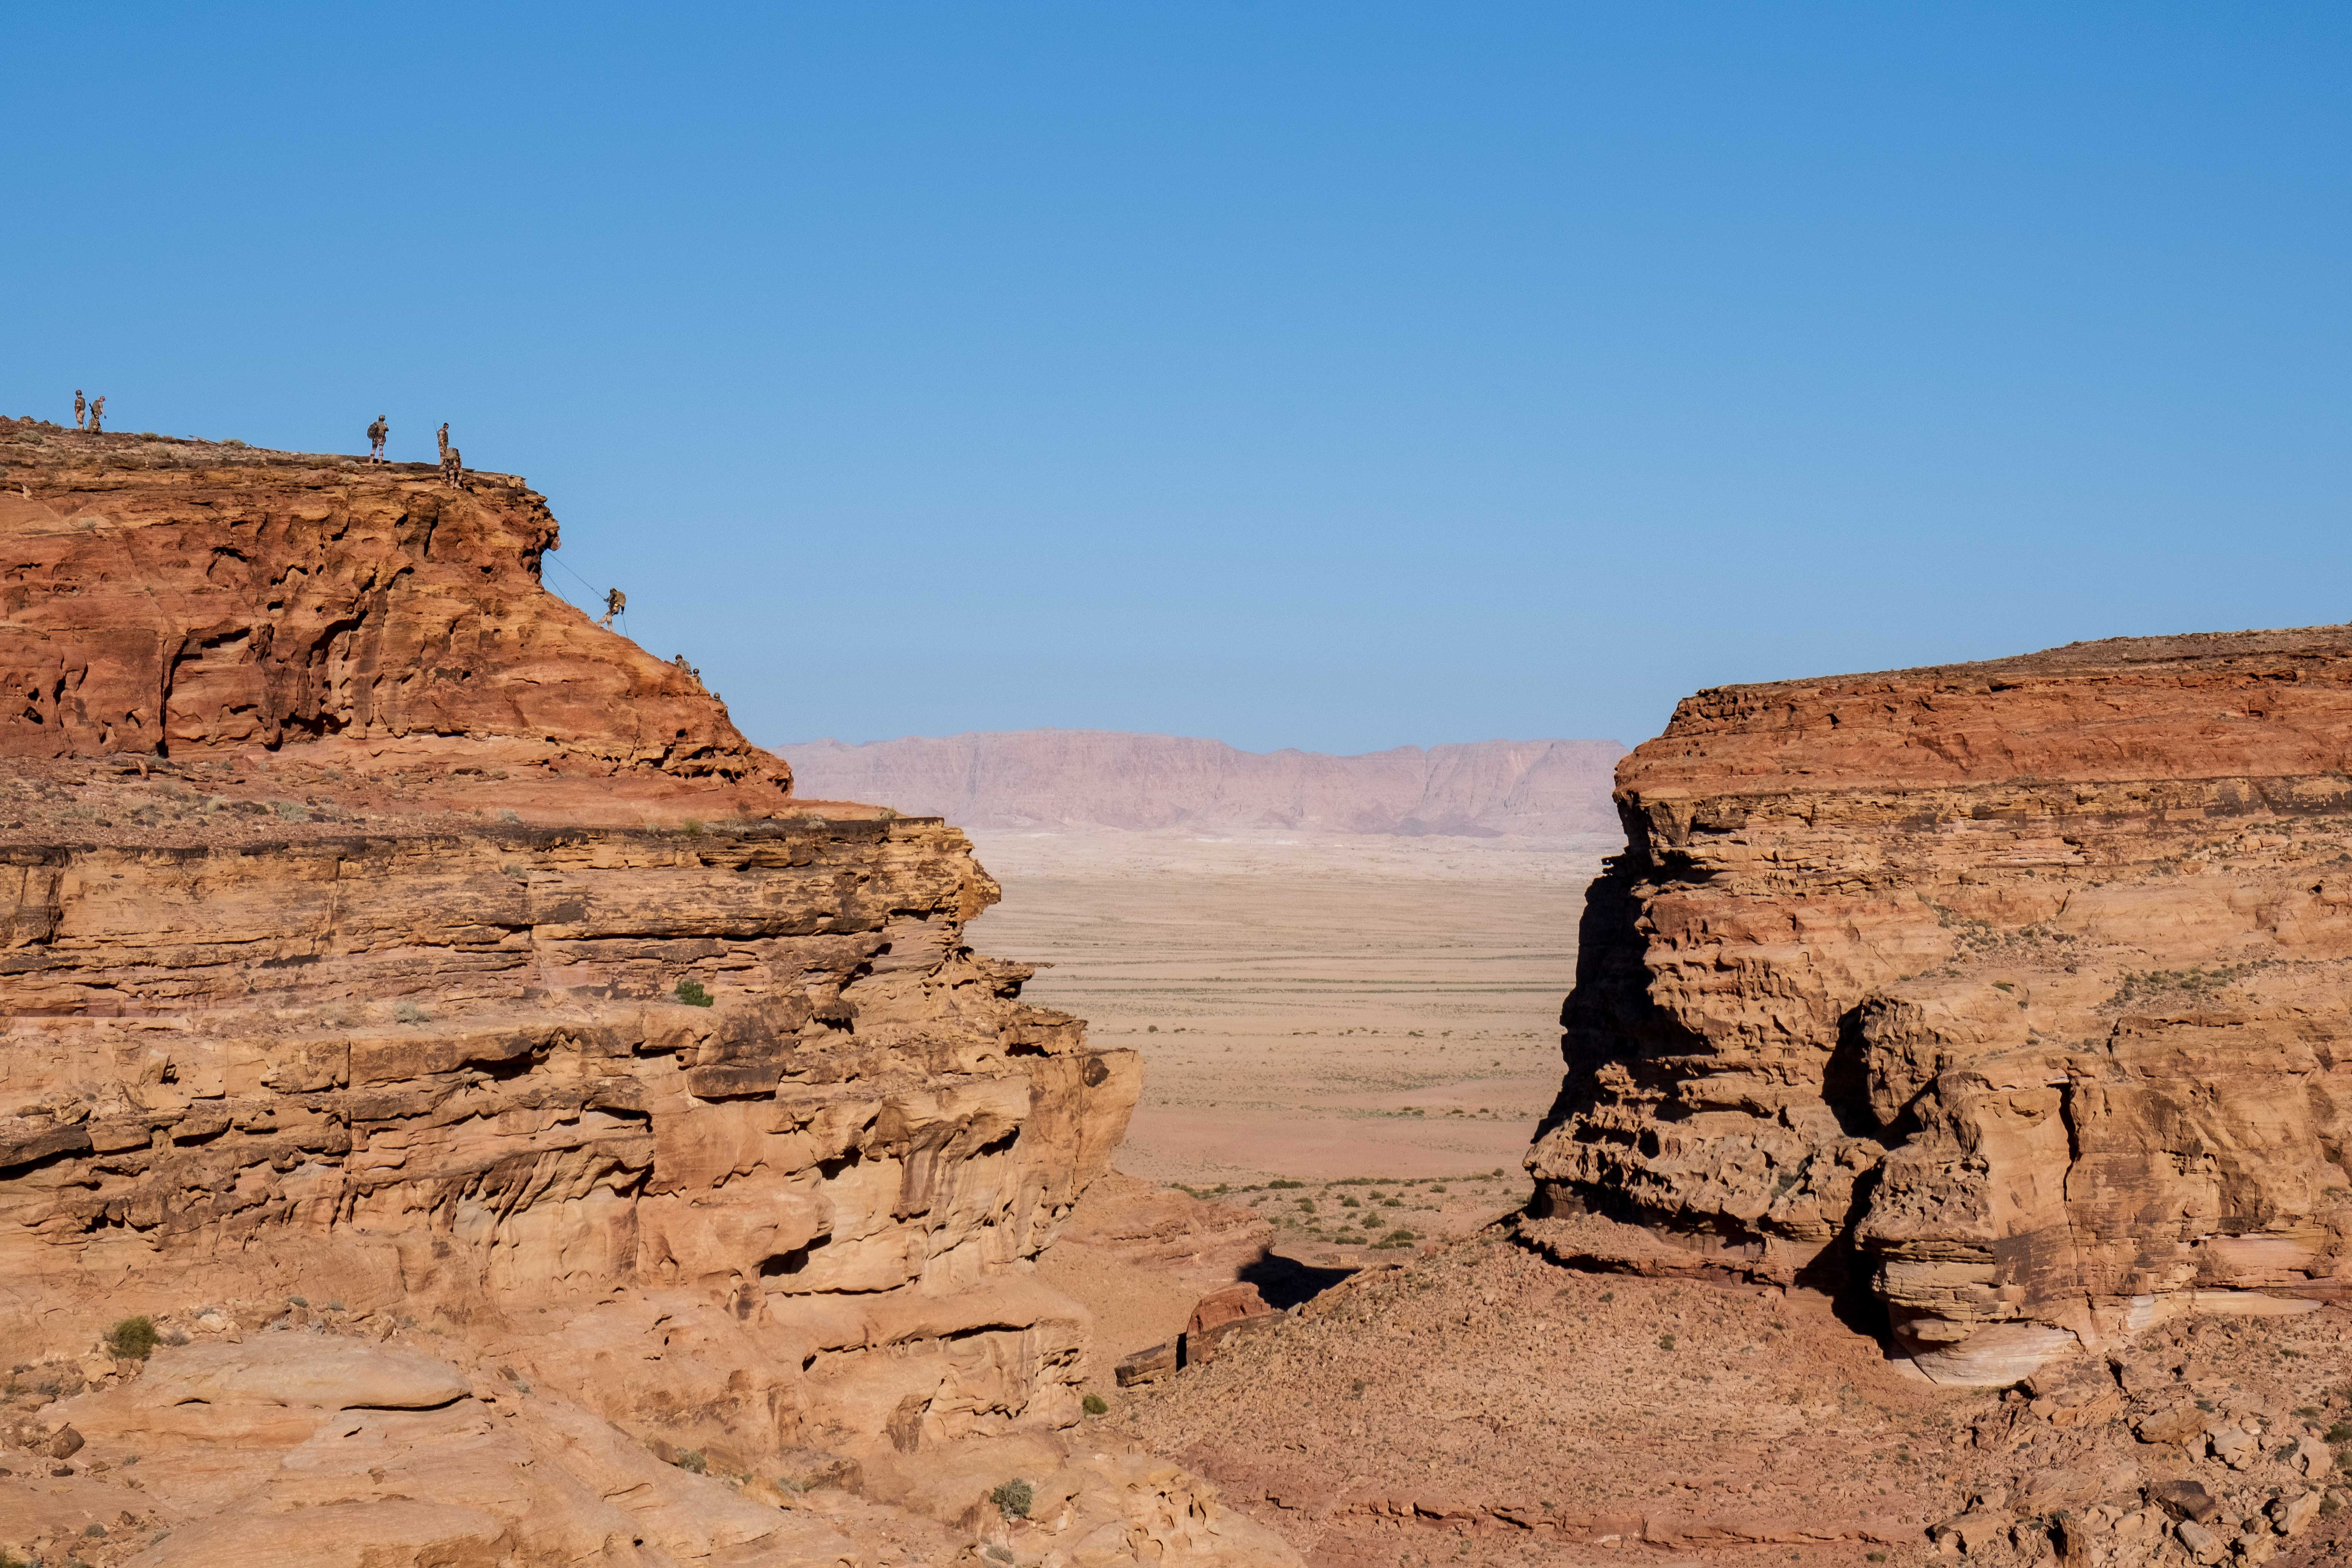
87, 396, 104, 434
366, 415, 388, 461
73, 391, 86, 430
436, 422, 450, 461
599, 588, 626, 628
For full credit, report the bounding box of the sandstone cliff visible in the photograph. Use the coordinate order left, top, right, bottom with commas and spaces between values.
0, 420, 1290, 1566
784, 730, 1626, 839
1525, 628, 2352, 1383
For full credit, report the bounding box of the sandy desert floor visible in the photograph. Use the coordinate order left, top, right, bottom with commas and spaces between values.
967, 828, 1616, 1193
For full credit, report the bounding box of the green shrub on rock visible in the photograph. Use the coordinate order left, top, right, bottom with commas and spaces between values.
990, 1478, 1033, 1519
104, 1317, 159, 1360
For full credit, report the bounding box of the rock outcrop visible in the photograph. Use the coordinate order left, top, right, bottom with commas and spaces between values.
1526, 628, 2352, 1382
784, 730, 1626, 839
0, 421, 1179, 1559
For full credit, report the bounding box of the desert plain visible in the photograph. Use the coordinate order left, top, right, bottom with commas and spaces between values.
969, 827, 1614, 1191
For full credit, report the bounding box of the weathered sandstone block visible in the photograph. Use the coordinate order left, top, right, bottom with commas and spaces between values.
0, 420, 1141, 1467
1528, 628, 2352, 1381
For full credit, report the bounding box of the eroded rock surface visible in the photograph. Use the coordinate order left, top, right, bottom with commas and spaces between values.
0, 422, 1260, 1564
1527, 628, 2352, 1382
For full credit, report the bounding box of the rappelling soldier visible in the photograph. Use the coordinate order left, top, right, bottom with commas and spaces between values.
599, 587, 626, 628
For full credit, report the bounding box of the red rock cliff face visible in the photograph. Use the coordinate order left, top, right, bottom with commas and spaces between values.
0, 420, 782, 813
0, 420, 1140, 1462
1526, 629, 2352, 1382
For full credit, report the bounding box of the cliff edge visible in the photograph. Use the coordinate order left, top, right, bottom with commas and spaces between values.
0, 422, 1304, 1567
1527, 628, 2352, 1383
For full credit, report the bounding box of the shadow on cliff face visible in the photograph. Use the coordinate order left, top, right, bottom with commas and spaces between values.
1526, 853, 1899, 1350
1529, 855, 1669, 1147
1793, 1168, 1894, 1347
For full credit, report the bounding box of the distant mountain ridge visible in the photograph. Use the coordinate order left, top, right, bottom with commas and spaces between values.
781, 729, 1626, 839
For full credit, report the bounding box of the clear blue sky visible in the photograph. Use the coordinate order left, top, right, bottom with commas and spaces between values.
10, 5, 2349, 753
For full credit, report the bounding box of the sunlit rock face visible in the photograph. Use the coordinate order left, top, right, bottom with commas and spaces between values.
0, 418, 1140, 1459
1528, 628, 2352, 1382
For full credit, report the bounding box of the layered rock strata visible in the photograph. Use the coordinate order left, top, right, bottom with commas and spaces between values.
0, 420, 1142, 1480
1527, 628, 2352, 1381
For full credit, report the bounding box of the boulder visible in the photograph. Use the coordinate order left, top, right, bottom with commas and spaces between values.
2148, 1479, 2220, 1524
2208, 1424, 2259, 1471
1116, 1341, 1180, 1389
2135, 1406, 2206, 1447
2175, 1518, 2226, 1564
1181, 1283, 1280, 1367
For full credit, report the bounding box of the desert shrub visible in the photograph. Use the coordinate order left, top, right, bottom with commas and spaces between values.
675, 980, 714, 1008
104, 1316, 159, 1360
991, 1478, 1033, 1518
223, 438, 248, 449
2327, 1423, 2352, 1444
1657, 1333, 1677, 1352
1339, 1196, 1360, 1208
681, 819, 705, 836
1266, 1179, 1305, 1190
677, 1449, 707, 1475
270, 799, 308, 821
1081, 1393, 1108, 1416
288, 1295, 309, 1308
394, 1001, 427, 1025
1381, 1198, 1403, 1208
1375, 1229, 1418, 1248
